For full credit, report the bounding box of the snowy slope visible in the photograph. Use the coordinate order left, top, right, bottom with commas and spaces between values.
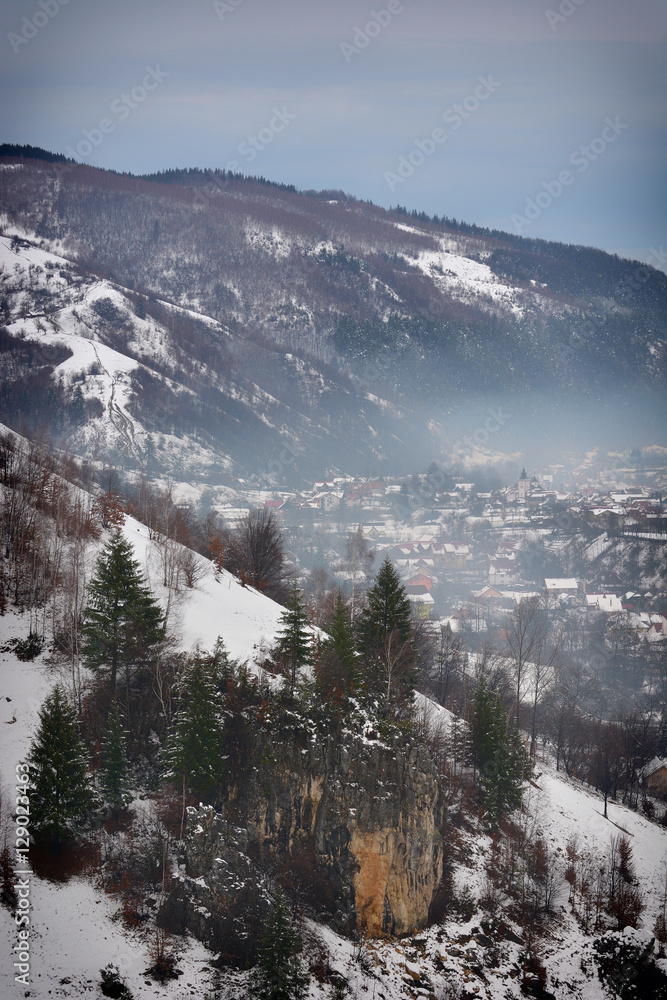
0, 231, 428, 483
3, 604, 667, 998
123, 510, 286, 662
0, 234, 228, 477
1, 515, 667, 996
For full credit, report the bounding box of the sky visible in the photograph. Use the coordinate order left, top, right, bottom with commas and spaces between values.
0, 0, 665, 267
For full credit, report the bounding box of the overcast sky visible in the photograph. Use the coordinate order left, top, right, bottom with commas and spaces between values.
1, 0, 665, 266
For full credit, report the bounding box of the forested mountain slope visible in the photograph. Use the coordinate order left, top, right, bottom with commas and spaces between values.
0, 148, 665, 480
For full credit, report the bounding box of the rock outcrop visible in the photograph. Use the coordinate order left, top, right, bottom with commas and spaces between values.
161, 724, 445, 956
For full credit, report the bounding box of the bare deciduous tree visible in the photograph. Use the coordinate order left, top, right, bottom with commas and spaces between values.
223, 507, 287, 601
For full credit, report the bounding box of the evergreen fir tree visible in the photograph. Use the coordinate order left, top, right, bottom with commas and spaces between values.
82, 529, 165, 696
356, 557, 415, 707
27, 685, 96, 844
356, 557, 413, 653
69, 385, 86, 426
319, 592, 359, 702
0, 846, 18, 910
249, 886, 309, 1000
471, 678, 529, 828
274, 583, 313, 694
164, 652, 225, 801
100, 700, 132, 810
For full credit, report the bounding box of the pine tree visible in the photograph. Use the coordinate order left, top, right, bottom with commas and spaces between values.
82, 529, 165, 697
471, 678, 529, 828
164, 653, 225, 801
249, 886, 309, 1000
69, 385, 86, 426
274, 583, 313, 694
0, 846, 18, 910
100, 700, 132, 810
319, 592, 359, 702
27, 685, 96, 844
357, 558, 413, 650
356, 557, 415, 707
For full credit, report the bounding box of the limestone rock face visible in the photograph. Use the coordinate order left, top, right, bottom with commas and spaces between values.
170, 728, 445, 946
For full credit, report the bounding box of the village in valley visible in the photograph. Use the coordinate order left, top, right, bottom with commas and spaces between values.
217, 454, 667, 638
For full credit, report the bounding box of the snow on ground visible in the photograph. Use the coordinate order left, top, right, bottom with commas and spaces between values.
120, 511, 286, 663
1, 488, 667, 996
0, 236, 236, 477
0, 613, 217, 999
533, 767, 667, 928
409, 242, 526, 318
3, 593, 667, 996
0, 533, 291, 999
245, 224, 293, 259
0, 868, 217, 999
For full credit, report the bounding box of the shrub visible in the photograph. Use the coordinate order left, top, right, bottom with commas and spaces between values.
99, 964, 133, 999
145, 929, 180, 981
593, 931, 667, 999
14, 632, 42, 661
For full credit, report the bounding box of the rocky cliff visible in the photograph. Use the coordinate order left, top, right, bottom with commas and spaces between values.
160, 724, 445, 960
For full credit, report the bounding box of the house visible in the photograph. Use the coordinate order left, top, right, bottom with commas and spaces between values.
643, 758, 667, 801
441, 543, 470, 569
362, 479, 386, 497
406, 588, 435, 620
489, 562, 516, 585
586, 593, 623, 613
361, 523, 385, 540
472, 585, 505, 607
442, 609, 487, 634
404, 571, 435, 592
544, 578, 578, 595
500, 589, 541, 604
314, 491, 343, 511
215, 506, 251, 526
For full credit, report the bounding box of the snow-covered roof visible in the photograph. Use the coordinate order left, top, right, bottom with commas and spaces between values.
408, 592, 435, 605
643, 757, 667, 779
544, 578, 578, 591
586, 593, 623, 613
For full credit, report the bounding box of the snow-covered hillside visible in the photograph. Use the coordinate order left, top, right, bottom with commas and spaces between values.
0, 231, 435, 484
122, 510, 287, 663
0, 234, 233, 477
2, 550, 667, 997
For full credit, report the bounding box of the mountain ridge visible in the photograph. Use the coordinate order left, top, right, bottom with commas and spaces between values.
0, 147, 665, 482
